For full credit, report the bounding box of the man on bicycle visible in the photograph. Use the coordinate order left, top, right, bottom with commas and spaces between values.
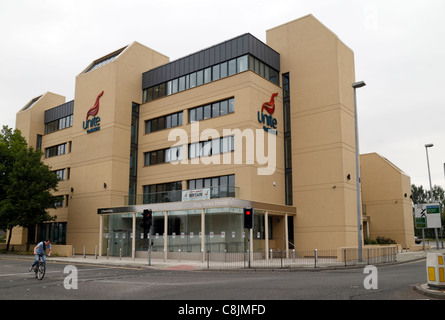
29, 239, 52, 272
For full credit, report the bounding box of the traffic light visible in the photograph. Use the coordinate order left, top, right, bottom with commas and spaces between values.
243, 207, 254, 229
140, 209, 152, 237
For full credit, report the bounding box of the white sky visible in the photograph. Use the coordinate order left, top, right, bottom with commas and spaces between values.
0, 0, 444, 189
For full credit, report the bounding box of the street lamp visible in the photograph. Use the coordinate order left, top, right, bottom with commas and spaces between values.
425, 143, 440, 249
352, 81, 366, 262
425, 144, 434, 202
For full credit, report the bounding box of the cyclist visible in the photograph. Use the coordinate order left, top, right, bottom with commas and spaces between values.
29, 239, 52, 272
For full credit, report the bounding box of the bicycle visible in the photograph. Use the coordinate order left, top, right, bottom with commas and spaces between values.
32, 254, 46, 280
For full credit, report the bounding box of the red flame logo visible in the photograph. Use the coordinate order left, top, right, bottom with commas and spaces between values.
86, 91, 104, 120
261, 93, 278, 115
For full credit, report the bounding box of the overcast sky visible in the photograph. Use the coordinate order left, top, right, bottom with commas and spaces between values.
1, 0, 444, 190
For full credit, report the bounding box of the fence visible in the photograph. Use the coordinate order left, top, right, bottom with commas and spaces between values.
206, 246, 397, 269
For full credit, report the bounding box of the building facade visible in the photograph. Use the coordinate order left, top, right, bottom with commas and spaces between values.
12, 15, 414, 258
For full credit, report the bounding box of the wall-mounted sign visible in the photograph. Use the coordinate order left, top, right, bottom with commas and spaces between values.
182, 188, 211, 202
83, 91, 104, 134
257, 92, 278, 135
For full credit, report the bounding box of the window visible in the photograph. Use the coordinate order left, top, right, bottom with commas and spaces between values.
220, 100, 228, 116
220, 62, 227, 78
172, 79, 178, 94
212, 65, 220, 81
45, 143, 67, 158
190, 72, 197, 88
204, 67, 211, 84
237, 55, 248, 73
145, 111, 183, 134
221, 136, 234, 153
197, 70, 203, 86
228, 59, 236, 76
189, 97, 234, 123
44, 114, 73, 134
212, 102, 220, 117
203, 104, 211, 119
144, 146, 183, 166
179, 76, 186, 91
187, 174, 235, 198
37, 222, 67, 244
54, 169, 66, 181
142, 54, 278, 103
188, 135, 234, 159
143, 181, 182, 204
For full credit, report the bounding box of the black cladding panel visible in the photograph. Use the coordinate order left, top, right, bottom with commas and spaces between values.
142, 33, 280, 90
44, 100, 74, 123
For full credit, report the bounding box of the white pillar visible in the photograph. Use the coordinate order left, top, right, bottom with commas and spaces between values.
201, 208, 205, 262
285, 213, 289, 258
164, 211, 168, 261
99, 215, 103, 256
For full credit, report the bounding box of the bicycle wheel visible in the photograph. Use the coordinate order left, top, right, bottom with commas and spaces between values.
36, 261, 45, 280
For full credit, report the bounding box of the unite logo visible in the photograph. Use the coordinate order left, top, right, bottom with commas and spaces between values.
83, 91, 104, 134
257, 92, 278, 135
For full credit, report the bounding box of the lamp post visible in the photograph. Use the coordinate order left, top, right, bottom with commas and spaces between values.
352, 81, 366, 262
425, 143, 440, 249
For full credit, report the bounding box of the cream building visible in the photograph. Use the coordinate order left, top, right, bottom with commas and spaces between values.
360, 153, 414, 247
11, 15, 414, 258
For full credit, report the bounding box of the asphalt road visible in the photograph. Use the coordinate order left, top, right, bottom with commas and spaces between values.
0, 254, 433, 302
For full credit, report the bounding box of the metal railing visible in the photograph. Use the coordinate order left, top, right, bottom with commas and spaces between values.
206, 247, 397, 269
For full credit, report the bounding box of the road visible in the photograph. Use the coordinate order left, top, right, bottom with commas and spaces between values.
0, 254, 433, 302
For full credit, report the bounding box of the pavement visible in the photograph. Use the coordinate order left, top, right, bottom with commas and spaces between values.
40, 248, 445, 299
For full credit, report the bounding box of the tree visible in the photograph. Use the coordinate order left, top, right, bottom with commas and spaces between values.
411, 183, 445, 238
411, 184, 428, 204
0, 126, 60, 250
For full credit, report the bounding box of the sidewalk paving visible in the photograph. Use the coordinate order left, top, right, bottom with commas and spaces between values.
46, 248, 445, 299
48, 248, 445, 269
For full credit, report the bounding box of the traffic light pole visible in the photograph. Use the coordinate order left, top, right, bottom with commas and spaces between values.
148, 225, 152, 266
247, 230, 251, 268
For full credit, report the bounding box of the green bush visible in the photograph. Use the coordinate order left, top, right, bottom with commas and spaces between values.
364, 236, 396, 245
375, 236, 396, 244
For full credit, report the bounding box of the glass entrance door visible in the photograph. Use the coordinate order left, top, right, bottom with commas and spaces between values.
110, 230, 131, 257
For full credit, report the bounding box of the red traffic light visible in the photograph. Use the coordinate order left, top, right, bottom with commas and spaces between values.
243, 207, 253, 229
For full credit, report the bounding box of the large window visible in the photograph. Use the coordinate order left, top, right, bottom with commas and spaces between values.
145, 111, 183, 134
53, 169, 66, 181
143, 54, 279, 103
189, 136, 234, 159
188, 174, 235, 198
37, 222, 67, 244
144, 146, 183, 166
45, 143, 68, 158
189, 98, 234, 123
143, 181, 183, 204
45, 114, 73, 134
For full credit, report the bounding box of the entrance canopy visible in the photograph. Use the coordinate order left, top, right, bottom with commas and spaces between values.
98, 198, 295, 215
97, 198, 296, 260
